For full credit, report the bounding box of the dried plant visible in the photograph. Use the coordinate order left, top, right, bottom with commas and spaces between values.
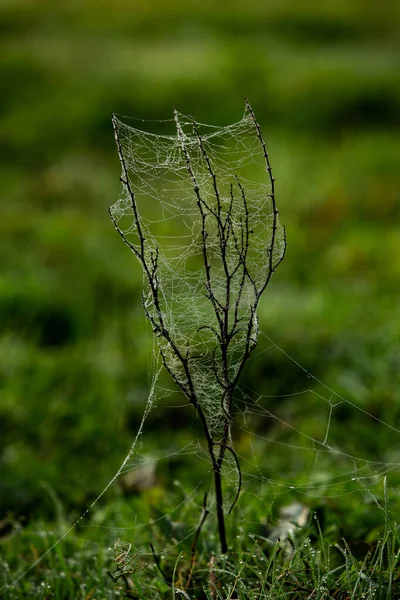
110, 101, 286, 552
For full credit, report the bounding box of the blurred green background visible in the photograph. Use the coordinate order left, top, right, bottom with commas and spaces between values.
1, 0, 400, 529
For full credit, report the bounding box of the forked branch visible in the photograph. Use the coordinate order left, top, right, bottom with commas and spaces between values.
110, 103, 286, 556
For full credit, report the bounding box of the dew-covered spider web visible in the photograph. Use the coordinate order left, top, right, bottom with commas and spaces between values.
109, 103, 286, 442
5, 106, 400, 596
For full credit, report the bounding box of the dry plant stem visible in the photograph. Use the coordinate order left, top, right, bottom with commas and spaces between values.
111, 104, 286, 556
111, 113, 226, 548
110, 117, 213, 448
174, 109, 230, 554
245, 99, 287, 287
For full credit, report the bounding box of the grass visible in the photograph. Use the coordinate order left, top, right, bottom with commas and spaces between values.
2, 478, 400, 598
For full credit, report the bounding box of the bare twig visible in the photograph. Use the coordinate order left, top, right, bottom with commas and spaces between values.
212, 443, 242, 514
245, 100, 287, 291
110, 104, 285, 556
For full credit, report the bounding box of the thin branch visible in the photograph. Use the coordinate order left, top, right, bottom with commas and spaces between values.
193, 129, 234, 399
109, 207, 142, 262
112, 116, 146, 261
160, 348, 190, 398
197, 325, 222, 344
212, 443, 242, 514
245, 100, 286, 294
113, 114, 216, 468
174, 109, 223, 332
193, 122, 222, 218
111, 105, 285, 557
211, 346, 224, 388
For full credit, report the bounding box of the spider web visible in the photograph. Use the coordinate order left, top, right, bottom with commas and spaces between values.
109, 104, 286, 440
4, 107, 400, 596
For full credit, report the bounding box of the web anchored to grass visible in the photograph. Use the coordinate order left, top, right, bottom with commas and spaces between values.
109, 101, 287, 553
5, 107, 400, 599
